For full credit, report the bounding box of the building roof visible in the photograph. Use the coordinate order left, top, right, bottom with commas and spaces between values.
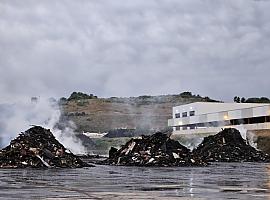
173, 102, 270, 116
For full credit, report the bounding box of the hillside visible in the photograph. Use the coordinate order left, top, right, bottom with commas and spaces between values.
60, 92, 219, 133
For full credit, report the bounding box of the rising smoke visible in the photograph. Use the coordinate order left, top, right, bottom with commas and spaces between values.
0, 98, 86, 154
237, 125, 258, 149
116, 96, 170, 131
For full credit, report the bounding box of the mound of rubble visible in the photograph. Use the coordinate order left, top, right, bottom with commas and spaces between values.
101, 132, 208, 167
193, 128, 270, 162
0, 126, 92, 168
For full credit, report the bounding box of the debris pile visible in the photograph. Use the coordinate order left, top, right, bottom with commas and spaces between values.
0, 126, 92, 168
193, 128, 270, 162
101, 132, 208, 167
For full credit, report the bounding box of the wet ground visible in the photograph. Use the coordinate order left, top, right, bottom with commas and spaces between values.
0, 163, 270, 199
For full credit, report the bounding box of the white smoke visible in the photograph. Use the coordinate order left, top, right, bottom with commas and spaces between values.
0, 98, 86, 154
247, 131, 258, 149
184, 136, 204, 151
171, 134, 203, 150
237, 125, 257, 149
237, 125, 247, 141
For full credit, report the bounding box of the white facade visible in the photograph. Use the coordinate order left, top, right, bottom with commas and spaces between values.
168, 102, 270, 135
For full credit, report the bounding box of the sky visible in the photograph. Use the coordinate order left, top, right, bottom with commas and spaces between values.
0, 0, 270, 103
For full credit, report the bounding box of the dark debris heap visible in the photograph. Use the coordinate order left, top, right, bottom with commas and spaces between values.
0, 126, 92, 168
101, 132, 208, 167
193, 128, 270, 162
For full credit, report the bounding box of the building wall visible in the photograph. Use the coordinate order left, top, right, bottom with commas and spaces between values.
171, 122, 270, 137
169, 102, 270, 133
172, 102, 269, 117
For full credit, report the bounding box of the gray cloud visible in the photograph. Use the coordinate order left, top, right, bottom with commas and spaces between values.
0, 0, 270, 102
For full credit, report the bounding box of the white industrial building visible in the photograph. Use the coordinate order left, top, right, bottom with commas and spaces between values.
168, 102, 270, 135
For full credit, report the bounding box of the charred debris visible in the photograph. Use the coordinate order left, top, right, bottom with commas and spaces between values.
193, 128, 270, 162
1, 127, 269, 169
101, 132, 207, 167
0, 126, 92, 169
102, 128, 270, 167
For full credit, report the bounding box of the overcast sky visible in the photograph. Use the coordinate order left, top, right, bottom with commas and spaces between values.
0, 0, 270, 103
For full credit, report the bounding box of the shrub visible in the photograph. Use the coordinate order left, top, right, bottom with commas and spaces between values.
68, 92, 98, 101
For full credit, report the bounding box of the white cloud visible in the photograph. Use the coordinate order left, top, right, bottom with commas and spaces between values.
0, 0, 270, 102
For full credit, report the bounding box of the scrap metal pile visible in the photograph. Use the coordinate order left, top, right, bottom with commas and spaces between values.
193, 128, 270, 162
0, 126, 91, 168
101, 132, 208, 167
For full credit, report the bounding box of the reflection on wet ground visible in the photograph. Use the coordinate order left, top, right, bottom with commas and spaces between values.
0, 163, 270, 199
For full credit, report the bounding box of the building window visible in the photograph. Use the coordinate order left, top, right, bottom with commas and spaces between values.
182, 112, 187, 117
175, 126, 180, 131
175, 113, 180, 118
190, 124, 196, 129
189, 111, 195, 116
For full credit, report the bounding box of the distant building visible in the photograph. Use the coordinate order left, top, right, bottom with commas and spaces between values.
168, 102, 270, 135
82, 132, 107, 138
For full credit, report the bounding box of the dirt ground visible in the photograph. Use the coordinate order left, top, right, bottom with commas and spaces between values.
252, 130, 270, 154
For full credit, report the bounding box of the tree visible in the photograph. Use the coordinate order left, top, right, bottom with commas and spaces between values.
240, 97, 246, 103
59, 97, 67, 102
260, 97, 270, 103
180, 91, 193, 97
68, 92, 98, 101
245, 97, 270, 103
234, 96, 240, 103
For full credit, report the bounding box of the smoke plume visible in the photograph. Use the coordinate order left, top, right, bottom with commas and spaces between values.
0, 98, 86, 154
237, 125, 257, 149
